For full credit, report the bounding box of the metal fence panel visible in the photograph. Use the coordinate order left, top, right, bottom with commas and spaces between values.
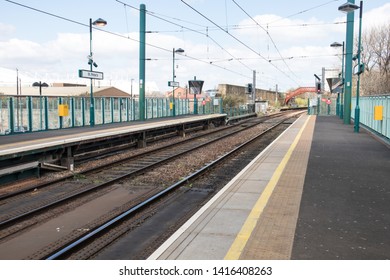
0, 96, 225, 136
352, 95, 389, 139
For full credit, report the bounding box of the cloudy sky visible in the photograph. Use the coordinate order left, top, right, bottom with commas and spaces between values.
1, 0, 390, 94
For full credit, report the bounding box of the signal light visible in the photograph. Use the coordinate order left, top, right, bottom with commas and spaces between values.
246, 83, 253, 94
316, 82, 321, 94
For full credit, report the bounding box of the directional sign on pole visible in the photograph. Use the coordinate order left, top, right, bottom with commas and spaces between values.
78, 69, 104, 80
168, 81, 179, 87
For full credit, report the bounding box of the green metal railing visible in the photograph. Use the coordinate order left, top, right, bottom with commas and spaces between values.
352, 95, 390, 139
308, 96, 337, 116
0, 95, 225, 135
223, 106, 254, 117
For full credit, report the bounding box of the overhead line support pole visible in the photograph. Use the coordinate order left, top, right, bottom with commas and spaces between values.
342, 0, 355, 125
139, 4, 146, 121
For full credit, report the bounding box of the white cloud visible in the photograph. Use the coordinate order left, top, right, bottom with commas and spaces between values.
1, 3, 390, 94
0, 23, 15, 39
364, 3, 390, 30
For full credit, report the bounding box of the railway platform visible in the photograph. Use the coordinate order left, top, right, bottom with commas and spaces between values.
149, 114, 390, 260
0, 114, 226, 183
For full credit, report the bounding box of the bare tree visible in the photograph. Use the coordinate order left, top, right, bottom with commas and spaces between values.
359, 22, 390, 95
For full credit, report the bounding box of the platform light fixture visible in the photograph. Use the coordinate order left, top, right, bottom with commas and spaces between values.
93, 18, 107, 27
89, 17, 107, 127
330, 41, 345, 118
338, 2, 360, 13
32, 81, 49, 96
172, 48, 185, 117
32, 81, 49, 130
339, 1, 363, 132
338, 1, 357, 125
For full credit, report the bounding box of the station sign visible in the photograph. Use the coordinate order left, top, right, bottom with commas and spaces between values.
168, 81, 179, 87
78, 69, 104, 80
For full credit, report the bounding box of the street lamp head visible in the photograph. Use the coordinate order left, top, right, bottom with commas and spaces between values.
92, 18, 107, 27
330, 42, 343, 48
338, 2, 360, 13
32, 82, 48, 87
175, 48, 185, 54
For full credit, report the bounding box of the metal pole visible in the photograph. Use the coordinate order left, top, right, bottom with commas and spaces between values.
16, 68, 19, 130
275, 84, 278, 106
89, 18, 95, 127
139, 4, 146, 121
252, 70, 256, 105
172, 48, 176, 117
130, 78, 133, 100
340, 41, 345, 119
354, 0, 363, 133
321, 67, 325, 95
39, 82, 42, 131
343, 0, 355, 125
194, 76, 198, 114
316, 77, 320, 116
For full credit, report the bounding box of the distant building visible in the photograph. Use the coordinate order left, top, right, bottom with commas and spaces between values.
165, 87, 205, 99
205, 89, 219, 97
218, 84, 283, 106
0, 85, 131, 98
52, 83, 86, 87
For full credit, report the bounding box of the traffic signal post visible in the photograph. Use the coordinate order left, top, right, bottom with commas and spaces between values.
314, 74, 321, 115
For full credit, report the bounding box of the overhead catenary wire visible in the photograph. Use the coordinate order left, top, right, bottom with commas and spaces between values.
4, 0, 253, 82
181, 0, 300, 87
152, 20, 347, 34
267, 0, 341, 25
231, 0, 301, 83
116, 0, 254, 72
123, 3, 130, 37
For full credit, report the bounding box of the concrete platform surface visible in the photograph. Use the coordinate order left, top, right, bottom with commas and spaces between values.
292, 116, 390, 260
149, 115, 390, 260
149, 114, 313, 260
0, 114, 225, 156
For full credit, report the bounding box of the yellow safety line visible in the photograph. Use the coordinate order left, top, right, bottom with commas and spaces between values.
224, 115, 311, 260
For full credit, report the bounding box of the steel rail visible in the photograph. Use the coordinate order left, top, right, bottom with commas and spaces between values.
0, 114, 270, 201
0, 114, 290, 228
45, 114, 296, 260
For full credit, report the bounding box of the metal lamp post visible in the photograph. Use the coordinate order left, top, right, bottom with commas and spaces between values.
353, 1, 363, 133
339, 1, 363, 132
330, 41, 345, 118
32, 81, 49, 131
89, 18, 107, 127
32, 81, 49, 96
314, 74, 321, 115
338, 1, 356, 125
172, 48, 185, 117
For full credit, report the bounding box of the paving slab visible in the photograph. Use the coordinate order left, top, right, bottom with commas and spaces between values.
150, 114, 312, 260
291, 116, 390, 260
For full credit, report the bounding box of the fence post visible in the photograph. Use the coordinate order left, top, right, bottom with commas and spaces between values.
71, 98, 75, 128
8, 97, 14, 134
58, 97, 63, 129
44, 97, 49, 130
126, 98, 130, 122
110, 97, 114, 123
81, 97, 85, 127
27, 96, 33, 132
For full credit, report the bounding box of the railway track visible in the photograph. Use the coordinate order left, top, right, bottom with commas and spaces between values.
0, 111, 303, 259
0, 113, 286, 201
52, 113, 300, 260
